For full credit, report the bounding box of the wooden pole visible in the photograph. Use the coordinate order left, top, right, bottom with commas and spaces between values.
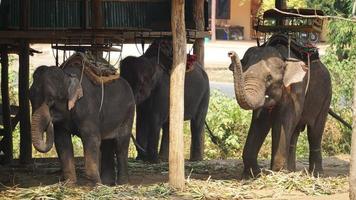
193, 0, 205, 67
275, 0, 287, 9
350, 78, 356, 199
169, 0, 186, 190
19, 41, 32, 164
19, 0, 32, 164
91, 0, 103, 57
0, 45, 13, 164
211, 0, 216, 41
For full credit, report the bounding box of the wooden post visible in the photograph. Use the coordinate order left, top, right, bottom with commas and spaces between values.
350, 79, 356, 200
91, 0, 102, 30
211, 0, 216, 41
0, 45, 13, 164
275, 0, 287, 9
19, 41, 32, 164
275, 0, 287, 25
91, 0, 103, 57
193, 0, 205, 67
169, 0, 186, 189
82, 0, 89, 29
19, 0, 32, 164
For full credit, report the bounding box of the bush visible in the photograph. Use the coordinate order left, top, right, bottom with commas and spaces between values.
204, 90, 251, 159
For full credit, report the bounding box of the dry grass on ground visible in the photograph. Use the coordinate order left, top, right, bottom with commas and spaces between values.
0, 155, 350, 200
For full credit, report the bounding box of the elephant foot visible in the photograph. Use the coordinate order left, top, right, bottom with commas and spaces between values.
142, 153, 160, 163
136, 153, 147, 161
242, 166, 262, 179
189, 156, 203, 162
61, 174, 77, 185
159, 156, 168, 162
309, 166, 323, 177
117, 175, 129, 185
101, 176, 115, 186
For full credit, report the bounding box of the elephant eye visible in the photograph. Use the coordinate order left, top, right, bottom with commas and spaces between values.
266, 74, 273, 82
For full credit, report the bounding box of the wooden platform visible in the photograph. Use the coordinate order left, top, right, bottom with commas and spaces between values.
0, 30, 210, 45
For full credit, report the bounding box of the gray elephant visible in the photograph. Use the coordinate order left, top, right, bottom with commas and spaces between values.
29, 63, 135, 185
120, 39, 210, 163
228, 39, 331, 177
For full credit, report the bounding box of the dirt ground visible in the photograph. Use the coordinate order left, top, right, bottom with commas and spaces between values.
0, 154, 350, 199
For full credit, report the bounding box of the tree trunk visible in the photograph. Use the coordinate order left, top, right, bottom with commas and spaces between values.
349, 79, 356, 200
169, 0, 186, 190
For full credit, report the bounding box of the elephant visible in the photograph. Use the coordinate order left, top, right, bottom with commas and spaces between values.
29, 64, 135, 185
120, 39, 210, 163
228, 40, 331, 177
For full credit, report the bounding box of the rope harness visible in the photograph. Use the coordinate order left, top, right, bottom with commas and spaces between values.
61, 52, 119, 113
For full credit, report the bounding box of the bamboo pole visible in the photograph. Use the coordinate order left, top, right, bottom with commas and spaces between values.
350, 78, 356, 199
169, 0, 186, 190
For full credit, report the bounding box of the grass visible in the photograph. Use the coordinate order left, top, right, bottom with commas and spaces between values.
0, 173, 347, 200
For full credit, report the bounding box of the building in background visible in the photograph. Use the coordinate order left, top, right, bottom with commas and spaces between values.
209, 0, 262, 41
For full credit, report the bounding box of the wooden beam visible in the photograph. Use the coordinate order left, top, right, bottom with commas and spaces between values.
0, 45, 13, 164
211, 0, 216, 41
19, 41, 32, 164
193, 0, 205, 67
350, 80, 356, 200
169, 0, 186, 189
0, 30, 209, 45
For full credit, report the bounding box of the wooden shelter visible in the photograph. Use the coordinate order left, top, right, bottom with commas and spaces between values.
0, 0, 208, 187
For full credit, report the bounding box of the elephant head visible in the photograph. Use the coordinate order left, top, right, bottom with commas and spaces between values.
120, 39, 173, 104
228, 46, 307, 110
29, 66, 82, 153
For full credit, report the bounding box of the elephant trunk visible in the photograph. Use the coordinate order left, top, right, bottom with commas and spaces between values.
31, 103, 54, 153
229, 51, 265, 110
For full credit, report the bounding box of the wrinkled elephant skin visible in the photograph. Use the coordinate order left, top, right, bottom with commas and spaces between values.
229, 45, 331, 177
30, 65, 135, 185
120, 39, 210, 163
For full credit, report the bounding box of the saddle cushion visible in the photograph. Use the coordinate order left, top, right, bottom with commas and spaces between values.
61, 52, 120, 85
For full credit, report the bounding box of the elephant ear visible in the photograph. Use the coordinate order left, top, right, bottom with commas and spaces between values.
283, 59, 307, 87
67, 76, 83, 110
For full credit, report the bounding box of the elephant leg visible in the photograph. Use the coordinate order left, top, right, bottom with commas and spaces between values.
271, 116, 296, 171
80, 122, 101, 184
54, 129, 77, 183
242, 109, 271, 178
146, 119, 161, 163
115, 134, 130, 184
190, 94, 209, 161
159, 122, 169, 162
307, 118, 327, 175
135, 106, 148, 161
116, 106, 134, 184
190, 118, 205, 161
287, 128, 301, 171
100, 139, 115, 186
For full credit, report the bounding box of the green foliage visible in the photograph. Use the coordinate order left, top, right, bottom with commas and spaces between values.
260, 0, 307, 14
307, 0, 354, 16
204, 90, 251, 159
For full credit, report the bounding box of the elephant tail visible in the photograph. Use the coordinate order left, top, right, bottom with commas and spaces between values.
131, 134, 146, 153
328, 108, 352, 130
205, 120, 220, 146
